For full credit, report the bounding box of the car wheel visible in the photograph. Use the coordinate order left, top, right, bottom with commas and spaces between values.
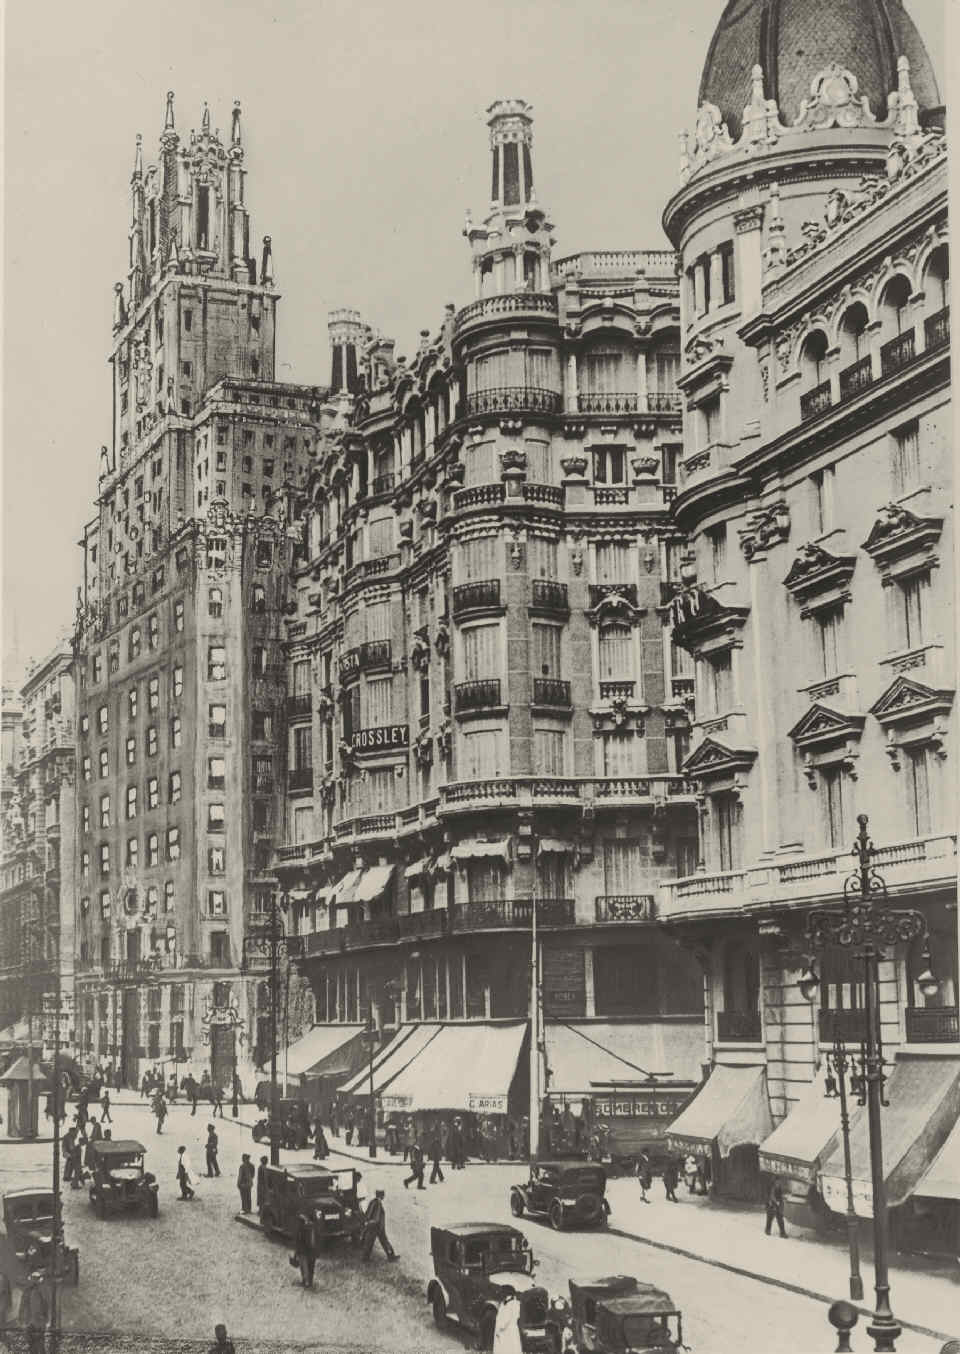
509, 1191, 524, 1218
431, 1292, 447, 1327
478, 1312, 497, 1352
549, 1201, 565, 1231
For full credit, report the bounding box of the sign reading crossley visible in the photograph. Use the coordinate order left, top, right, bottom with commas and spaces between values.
351, 724, 410, 751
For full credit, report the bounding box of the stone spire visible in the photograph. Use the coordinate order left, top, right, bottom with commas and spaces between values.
231, 100, 242, 147
164, 90, 175, 131
201, 101, 211, 134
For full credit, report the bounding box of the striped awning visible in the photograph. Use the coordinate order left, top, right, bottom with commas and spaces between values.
450, 839, 511, 864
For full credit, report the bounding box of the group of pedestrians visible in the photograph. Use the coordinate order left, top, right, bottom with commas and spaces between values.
635, 1150, 710, 1204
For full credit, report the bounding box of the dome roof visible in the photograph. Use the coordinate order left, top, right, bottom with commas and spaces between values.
699, 0, 940, 139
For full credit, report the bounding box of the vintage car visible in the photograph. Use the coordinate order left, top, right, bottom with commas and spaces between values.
1, 1188, 79, 1284
252, 1097, 312, 1150
258, 1163, 364, 1245
568, 1276, 686, 1352
510, 1161, 610, 1231
88, 1139, 159, 1219
427, 1223, 554, 1352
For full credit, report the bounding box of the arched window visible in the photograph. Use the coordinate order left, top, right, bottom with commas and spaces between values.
879, 275, 912, 337
800, 330, 829, 386
922, 243, 949, 312
839, 302, 869, 362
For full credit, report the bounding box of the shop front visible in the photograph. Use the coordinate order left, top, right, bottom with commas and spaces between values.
0, 1056, 50, 1139
758, 1068, 853, 1228
666, 1063, 773, 1201
906, 1113, 960, 1257
285, 1023, 367, 1119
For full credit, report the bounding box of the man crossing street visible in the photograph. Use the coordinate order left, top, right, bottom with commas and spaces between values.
100, 1090, 112, 1123
237, 1153, 255, 1213
403, 1139, 426, 1189
205, 1124, 221, 1177
428, 1129, 445, 1184
361, 1189, 398, 1262
765, 1179, 787, 1237
212, 1084, 224, 1117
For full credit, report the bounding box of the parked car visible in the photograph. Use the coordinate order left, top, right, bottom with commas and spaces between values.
567, 1276, 686, 1352
510, 1161, 610, 1231
1, 1188, 79, 1284
427, 1223, 554, 1352
87, 1139, 159, 1219
252, 1097, 312, 1150
258, 1163, 364, 1245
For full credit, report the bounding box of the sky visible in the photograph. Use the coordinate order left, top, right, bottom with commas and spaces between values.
1, 0, 947, 685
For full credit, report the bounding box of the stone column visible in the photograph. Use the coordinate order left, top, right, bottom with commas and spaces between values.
733, 205, 765, 316
636, 351, 649, 413
709, 251, 724, 312
693, 259, 707, 316
583, 949, 596, 1018
566, 351, 578, 414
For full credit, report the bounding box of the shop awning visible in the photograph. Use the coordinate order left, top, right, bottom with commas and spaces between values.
338, 1024, 441, 1097
329, 868, 364, 907
372, 1022, 527, 1113
0, 1056, 51, 1088
286, 1024, 366, 1078
758, 1069, 855, 1185
433, 853, 453, 874
820, 1055, 960, 1217
666, 1064, 773, 1159
545, 1022, 704, 1091
405, 858, 429, 879
0, 1019, 32, 1045
915, 1113, 960, 1201
538, 838, 576, 856
450, 839, 511, 863
354, 865, 395, 904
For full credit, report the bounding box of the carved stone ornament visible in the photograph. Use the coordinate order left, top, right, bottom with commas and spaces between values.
631, 455, 659, 478
410, 631, 431, 673
319, 778, 336, 806
417, 499, 437, 522
446, 461, 466, 485
434, 623, 450, 658
500, 448, 527, 476
560, 454, 588, 479
338, 739, 356, 770
414, 732, 434, 769
793, 64, 877, 132
690, 101, 735, 169
436, 721, 452, 761
739, 501, 790, 559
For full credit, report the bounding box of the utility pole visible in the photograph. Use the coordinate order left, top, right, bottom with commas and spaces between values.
242, 896, 302, 1168
528, 899, 540, 1161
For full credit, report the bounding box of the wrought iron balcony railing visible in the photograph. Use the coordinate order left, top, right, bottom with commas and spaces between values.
924, 306, 949, 351
286, 693, 312, 718
595, 895, 655, 922
531, 579, 569, 613
452, 898, 575, 930
452, 579, 502, 616
340, 640, 392, 677
880, 328, 916, 376
371, 472, 396, 496
800, 380, 832, 422
465, 387, 563, 417
905, 1005, 959, 1043
838, 354, 873, 402
533, 677, 572, 707
717, 1010, 763, 1042
288, 766, 314, 791
454, 679, 503, 712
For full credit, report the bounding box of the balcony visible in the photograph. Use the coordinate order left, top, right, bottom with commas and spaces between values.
800, 380, 832, 422
717, 1010, 762, 1042
905, 1006, 959, 1043
595, 895, 655, 923
465, 387, 563, 418
302, 908, 451, 957
286, 693, 312, 719
454, 292, 558, 334
924, 306, 949, 351
818, 1008, 868, 1043
598, 680, 636, 702
880, 329, 916, 377
453, 483, 507, 511
593, 486, 630, 506
647, 391, 683, 413
589, 583, 638, 609
340, 640, 392, 678
553, 249, 677, 280
371, 472, 396, 496
577, 392, 639, 415
288, 766, 314, 792
521, 483, 564, 506
452, 579, 502, 616
439, 774, 698, 812
531, 579, 569, 614
533, 678, 571, 708
451, 898, 575, 931
251, 775, 274, 794
838, 354, 873, 402
454, 679, 503, 713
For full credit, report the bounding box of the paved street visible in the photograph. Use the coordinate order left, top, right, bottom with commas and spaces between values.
2, 1099, 957, 1352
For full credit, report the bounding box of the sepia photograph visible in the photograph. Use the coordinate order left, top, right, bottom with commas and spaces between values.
0, 0, 956, 1350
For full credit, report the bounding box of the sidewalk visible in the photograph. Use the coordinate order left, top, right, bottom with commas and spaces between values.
605, 1178, 959, 1343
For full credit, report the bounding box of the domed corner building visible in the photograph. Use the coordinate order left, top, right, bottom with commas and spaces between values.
658, 0, 956, 1258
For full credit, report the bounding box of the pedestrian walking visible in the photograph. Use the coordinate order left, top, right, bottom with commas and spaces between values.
313, 1121, 329, 1160
141, 1071, 150, 1099
636, 1151, 652, 1203
256, 1155, 268, 1210
208, 1324, 236, 1354
428, 1130, 445, 1184
85, 1118, 102, 1169
329, 1103, 339, 1138
344, 1108, 354, 1146
19, 1270, 48, 1354
361, 1188, 398, 1261
384, 1116, 398, 1155
212, 1084, 224, 1117
449, 1117, 465, 1170
205, 1124, 221, 1177
100, 1090, 112, 1124
152, 1091, 167, 1134
237, 1153, 255, 1213
293, 1212, 317, 1288
493, 1288, 522, 1354
765, 1179, 787, 1237
177, 1146, 197, 1200
63, 1126, 76, 1182
663, 1157, 680, 1203
403, 1140, 426, 1189
70, 1131, 86, 1188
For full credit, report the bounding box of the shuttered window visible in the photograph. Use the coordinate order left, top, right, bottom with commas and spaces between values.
292, 660, 310, 696
602, 732, 645, 776
466, 860, 504, 901
365, 677, 392, 728
465, 441, 497, 485
462, 729, 505, 778
583, 349, 626, 393
367, 769, 394, 813
535, 854, 568, 899
462, 624, 500, 680
534, 728, 565, 775
598, 624, 633, 678
602, 840, 642, 893
525, 349, 556, 389
525, 440, 551, 483
368, 517, 393, 558
532, 624, 561, 676
595, 542, 633, 583
528, 536, 558, 579
365, 602, 391, 641
460, 534, 499, 581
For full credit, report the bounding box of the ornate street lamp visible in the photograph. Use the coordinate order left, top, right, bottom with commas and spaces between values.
241, 900, 303, 1166
824, 1019, 864, 1301
800, 814, 935, 1353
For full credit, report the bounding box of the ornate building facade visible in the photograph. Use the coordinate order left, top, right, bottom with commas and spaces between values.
273, 100, 708, 1146
71, 95, 327, 1091
658, 0, 956, 1247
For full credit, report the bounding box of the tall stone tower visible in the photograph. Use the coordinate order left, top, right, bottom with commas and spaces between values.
73, 95, 328, 1091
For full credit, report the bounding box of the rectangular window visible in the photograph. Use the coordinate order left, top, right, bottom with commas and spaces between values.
365, 677, 392, 729
462, 728, 505, 778
169, 771, 181, 803
528, 536, 558, 579
208, 587, 223, 618
147, 777, 159, 809
821, 765, 848, 849
895, 572, 930, 649
209, 703, 226, 737
252, 647, 267, 677
99, 795, 110, 829
462, 623, 500, 680
368, 517, 393, 558
129, 627, 142, 660
207, 803, 225, 832
704, 650, 733, 715
147, 833, 159, 866
207, 537, 226, 569
715, 793, 741, 871
125, 735, 136, 765
147, 725, 158, 756
815, 608, 842, 678
593, 446, 626, 485
128, 687, 138, 719
82, 805, 90, 833
531, 623, 561, 677
701, 395, 721, 448
174, 599, 184, 632
602, 731, 643, 776
126, 838, 139, 868
293, 806, 314, 844
170, 716, 182, 748
100, 891, 111, 920
534, 728, 565, 775
148, 676, 160, 711
466, 859, 505, 903
252, 710, 271, 741
602, 839, 641, 893
167, 827, 181, 861
904, 745, 931, 835
126, 785, 137, 820
582, 349, 624, 395
99, 843, 110, 875
81, 851, 90, 880
98, 706, 109, 735
719, 242, 736, 305
598, 623, 633, 679
595, 542, 632, 584
164, 880, 175, 912
148, 614, 159, 649
208, 890, 227, 916
210, 932, 229, 966
367, 768, 395, 813
810, 467, 836, 536
82, 756, 92, 782
208, 756, 226, 789
892, 421, 921, 496
707, 524, 727, 583
208, 645, 226, 681
172, 665, 183, 699
293, 725, 312, 771
208, 846, 226, 874
292, 659, 311, 696
460, 535, 499, 582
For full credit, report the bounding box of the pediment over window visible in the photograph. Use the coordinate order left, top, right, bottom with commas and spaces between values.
670, 587, 750, 655
682, 736, 757, 781
862, 504, 943, 578
588, 589, 644, 627
783, 543, 856, 611
869, 675, 955, 730
788, 702, 866, 751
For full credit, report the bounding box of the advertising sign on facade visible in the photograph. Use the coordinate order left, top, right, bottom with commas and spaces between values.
351, 725, 410, 752
380, 1094, 413, 1111
468, 1093, 509, 1114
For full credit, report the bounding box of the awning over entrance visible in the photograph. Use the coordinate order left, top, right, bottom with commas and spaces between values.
354, 865, 395, 904
820, 1055, 960, 1217
538, 838, 576, 856
758, 1070, 852, 1185
450, 839, 511, 864
286, 1024, 366, 1078
0, 1020, 32, 1045
915, 1114, 960, 1202
405, 858, 429, 879
0, 1057, 50, 1088
433, 853, 453, 873
375, 1023, 526, 1113
545, 1022, 704, 1091
329, 868, 364, 907
666, 1064, 773, 1159
338, 1024, 440, 1098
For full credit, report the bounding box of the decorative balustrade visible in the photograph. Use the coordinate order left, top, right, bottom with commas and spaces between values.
880, 329, 916, 376
465, 387, 563, 417
578, 392, 639, 415
354, 813, 397, 836
647, 391, 683, 413
924, 306, 949, 350
800, 380, 832, 422
838, 354, 873, 402
371, 472, 396, 496
671, 676, 695, 700
531, 579, 569, 613
452, 898, 575, 931
439, 774, 697, 809
452, 579, 502, 616
288, 766, 314, 791
598, 680, 636, 701
454, 679, 502, 712
593, 486, 629, 505
533, 678, 571, 707
905, 1006, 959, 1043
286, 693, 312, 718
595, 895, 655, 922
553, 249, 676, 278
717, 1010, 762, 1042
589, 583, 638, 608
454, 483, 506, 510
454, 293, 558, 332
521, 483, 564, 505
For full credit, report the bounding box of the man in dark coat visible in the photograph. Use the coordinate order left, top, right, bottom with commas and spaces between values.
403, 1139, 426, 1190
256, 1155, 268, 1210
176, 1146, 196, 1200
294, 1211, 317, 1288
765, 1179, 787, 1237
449, 1117, 466, 1170
205, 1124, 220, 1177
237, 1153, 255, 1213
313, 1122, 329, 1160
100, 1090, 112, 1123
636, 1151, 653, 1203
212, 1084, 224, 1117
63, 1125, 76, 1181
662, 1157, 680, 1203
153, 1091, 167, 1133
428, 1129, 445, 1183
19, 1270, 48, 1354
361, 1189, 398, 1261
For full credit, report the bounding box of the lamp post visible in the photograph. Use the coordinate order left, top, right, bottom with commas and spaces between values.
824, 1018, 864, 1301
800, 814, 936, 1353
241, 899, 303, 1166
363, 1017, 378, 1159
